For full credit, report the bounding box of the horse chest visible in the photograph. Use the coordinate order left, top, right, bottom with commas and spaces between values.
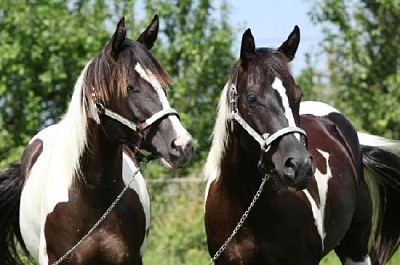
42, 187, 147, 265
68, 228, 132, 264
206, 184, 322, 264
44, 205, 144, 265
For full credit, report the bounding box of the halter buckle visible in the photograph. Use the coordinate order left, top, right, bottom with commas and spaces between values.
230, 83, 238, 113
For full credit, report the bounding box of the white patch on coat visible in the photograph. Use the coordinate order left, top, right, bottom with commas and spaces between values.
300, 101, 340, 116
20, 62, 91, 263
122, 152, 150, 256
302, 149, 332, 250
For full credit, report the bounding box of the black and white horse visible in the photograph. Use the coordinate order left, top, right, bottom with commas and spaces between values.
204, 26, 400, 265
0, 15, 194, 265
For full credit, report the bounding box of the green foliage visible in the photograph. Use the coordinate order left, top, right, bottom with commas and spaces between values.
0, 0, 112, 166
1, 1, 235, 262
140, 0, 235, 177
301, 0, 400, 139
144, 180, 209, 264
0, 0, 235, 174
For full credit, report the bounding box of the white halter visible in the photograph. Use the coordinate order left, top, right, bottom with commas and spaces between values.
229, 79, 307, 153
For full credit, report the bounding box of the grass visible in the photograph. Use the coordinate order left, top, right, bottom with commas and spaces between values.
18, 247, 400, 265
16, 181, 400, 265
143, 249, 400, 265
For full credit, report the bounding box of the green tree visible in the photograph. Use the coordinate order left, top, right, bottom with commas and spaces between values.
0, 1, 112, 166
301, 0, 400, 139
0, 0, 235, 172
0, 2, 235, 264
140, 0, 235, 177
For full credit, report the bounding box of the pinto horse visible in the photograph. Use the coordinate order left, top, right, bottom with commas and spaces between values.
0, 15, 194, 265
204, 26, 400, 265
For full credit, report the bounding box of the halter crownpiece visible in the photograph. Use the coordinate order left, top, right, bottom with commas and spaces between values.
228, 79, 307, 152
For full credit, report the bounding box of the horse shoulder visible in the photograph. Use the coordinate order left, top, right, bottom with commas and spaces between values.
19, 124, 72, 262
122, 148, 150, 255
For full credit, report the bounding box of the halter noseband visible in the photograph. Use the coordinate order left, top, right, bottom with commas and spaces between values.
92, 89, 179, 160
229, 79, 307, 153
95, 101, 178, 132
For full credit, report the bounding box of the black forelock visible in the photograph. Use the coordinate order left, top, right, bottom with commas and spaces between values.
253, 48, 291, 80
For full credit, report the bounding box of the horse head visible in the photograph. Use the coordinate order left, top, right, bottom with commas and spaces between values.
86, 15, 194, 168
230, 26, 315, 190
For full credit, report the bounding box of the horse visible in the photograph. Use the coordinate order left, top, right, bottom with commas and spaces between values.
204, 26, 400, 265
0, 15, 194, 265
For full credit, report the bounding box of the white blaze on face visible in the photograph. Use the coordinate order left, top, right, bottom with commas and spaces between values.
271, 77, 300, 141
134, 63, 192, 147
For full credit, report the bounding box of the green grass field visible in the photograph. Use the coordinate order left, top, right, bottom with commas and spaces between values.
143, 249, 400, 265
19, 247, 400, 264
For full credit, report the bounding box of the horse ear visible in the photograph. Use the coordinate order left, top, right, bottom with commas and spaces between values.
278, 25, 300, 61
137, 14, 159, 50
108, 17, 126, 60
240, 28, 256, 66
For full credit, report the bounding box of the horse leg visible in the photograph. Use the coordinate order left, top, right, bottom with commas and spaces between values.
334, 181, 372, 265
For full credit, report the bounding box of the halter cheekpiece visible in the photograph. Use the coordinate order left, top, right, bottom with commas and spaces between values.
228, 73, 307, 153
91, 87, 179, 160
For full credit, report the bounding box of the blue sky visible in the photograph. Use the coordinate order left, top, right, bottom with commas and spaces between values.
226, 0, 324, 76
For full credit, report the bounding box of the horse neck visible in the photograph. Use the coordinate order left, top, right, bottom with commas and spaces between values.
59, 66, 123, 188
79, 118, 123, 187
219, 135, 266, 199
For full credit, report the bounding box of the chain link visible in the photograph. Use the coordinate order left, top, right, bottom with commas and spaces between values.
207, 175, 269, 265
52, 165, 143, 265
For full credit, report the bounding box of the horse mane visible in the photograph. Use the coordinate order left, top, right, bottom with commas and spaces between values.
85, 40, 172, 106
53, 39, 172, 187
204, 82, 231, 182
53, 62, 92, 187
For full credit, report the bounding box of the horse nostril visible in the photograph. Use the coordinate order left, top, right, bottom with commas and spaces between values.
284, 157, 298, 180
285, 157, 298, 170
172, 139, 183, 152
174, 138, 194, 154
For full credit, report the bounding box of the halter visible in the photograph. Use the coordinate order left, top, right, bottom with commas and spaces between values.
52, 88, 177, 264
228, 75, 307, 154
207, 75, 309, 265
92, 89, 179, 160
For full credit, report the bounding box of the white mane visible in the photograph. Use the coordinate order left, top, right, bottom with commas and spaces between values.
204, 82, 232, 183
51, 62, 92, 187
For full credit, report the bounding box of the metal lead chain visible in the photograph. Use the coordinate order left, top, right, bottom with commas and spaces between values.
52, 165, 143, 265
207, 175, 269, 265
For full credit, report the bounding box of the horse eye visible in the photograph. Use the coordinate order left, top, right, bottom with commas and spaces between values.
247, 94, 258, 107
127, 84, 139, 93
